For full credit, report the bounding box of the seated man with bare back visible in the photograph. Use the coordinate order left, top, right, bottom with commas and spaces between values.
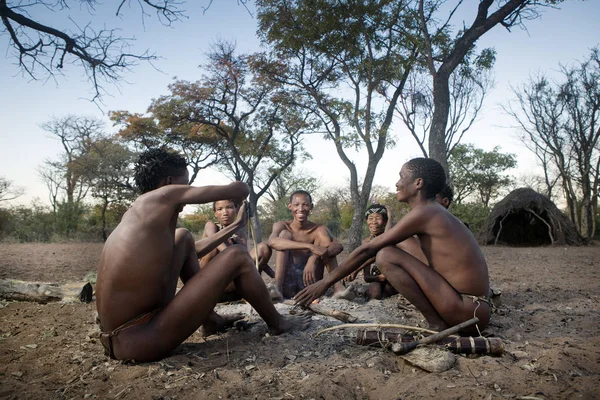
294, 158, 491, 333
267, 190, 353, 300
96, 149, 310, 362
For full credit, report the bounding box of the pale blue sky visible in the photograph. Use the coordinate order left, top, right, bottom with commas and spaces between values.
1, 1, 599, 206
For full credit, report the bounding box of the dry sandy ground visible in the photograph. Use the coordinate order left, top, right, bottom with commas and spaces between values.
0, 242, 599, 399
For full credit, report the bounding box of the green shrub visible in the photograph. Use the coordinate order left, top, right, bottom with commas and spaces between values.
451, 202, 491, 235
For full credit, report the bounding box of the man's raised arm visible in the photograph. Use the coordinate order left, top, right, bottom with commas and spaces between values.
170, 181, 249, 207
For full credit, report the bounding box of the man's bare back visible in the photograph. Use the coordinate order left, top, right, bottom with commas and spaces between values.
95, 149, 310, 362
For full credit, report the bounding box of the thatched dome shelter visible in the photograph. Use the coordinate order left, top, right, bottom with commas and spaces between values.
479, 188, 586, 246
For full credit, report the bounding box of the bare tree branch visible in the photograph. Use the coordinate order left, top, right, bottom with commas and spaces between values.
1, 0, 185, 101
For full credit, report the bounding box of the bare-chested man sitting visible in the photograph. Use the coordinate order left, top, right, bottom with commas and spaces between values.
267, 190, 352, 300
96, 149, 310, 362
295, 158, 491, 333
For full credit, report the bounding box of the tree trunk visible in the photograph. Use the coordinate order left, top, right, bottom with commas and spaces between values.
429, 72, 451, 171
101, 198, 108, 242
0, 279, 93, 303
580, 193, 593, 238
347, 205, 365, 252
248, 192, 263, 243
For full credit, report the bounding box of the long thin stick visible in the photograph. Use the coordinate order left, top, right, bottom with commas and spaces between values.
391, 317, 479, 355
315, 323, 439, 337
284, 300, 358, 323
248, 220, 260, 271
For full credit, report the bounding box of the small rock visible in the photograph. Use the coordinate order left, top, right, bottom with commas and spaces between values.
511, 351, 529, 360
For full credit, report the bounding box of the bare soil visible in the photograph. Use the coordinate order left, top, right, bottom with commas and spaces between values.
0, 242, 599, 399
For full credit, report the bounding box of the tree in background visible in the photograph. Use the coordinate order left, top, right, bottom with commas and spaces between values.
417, 0, 554, 171
260, 169, 319, 235
83, 138, 137, 240
180, 204, 214, 237
506, 48, 600, 238
149, 41, 311, 240
0, 0, 186, 101
449, 143, 517, 207
38, 115, 105, 235
257, 0, 419, 250
395, 60, 494, 159
109, 109, 222, 186
0, 177, 24, 203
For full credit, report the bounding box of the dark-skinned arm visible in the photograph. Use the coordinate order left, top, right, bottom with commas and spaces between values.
195, 202, 249, 258
294, 208, 424, 306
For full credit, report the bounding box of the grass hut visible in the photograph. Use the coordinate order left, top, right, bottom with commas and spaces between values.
479, 188, 585, 246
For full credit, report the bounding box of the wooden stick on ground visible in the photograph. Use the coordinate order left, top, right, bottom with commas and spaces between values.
391, 317, 479, 355
283, 300, 358, 323
316, 323, 439, 337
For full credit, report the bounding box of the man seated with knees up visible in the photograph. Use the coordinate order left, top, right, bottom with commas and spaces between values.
295, 158, 491, 334
267, 190, 353, 301
96, 149, 310, 362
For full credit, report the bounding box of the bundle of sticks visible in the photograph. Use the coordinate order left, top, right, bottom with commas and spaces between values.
355, 318, 504, 356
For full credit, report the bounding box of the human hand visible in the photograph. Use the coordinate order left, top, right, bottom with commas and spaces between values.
303, 263, 318, 286
233, 201, 249, 229
344, 270, 358, 283
311, 244, 328, 258
294, 280, 329, 307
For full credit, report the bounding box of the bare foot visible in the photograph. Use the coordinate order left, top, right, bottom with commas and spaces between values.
267, 283, 284, 303
200, 312, 246, 337
333, 284, 356, 300
268, 312, 312, 335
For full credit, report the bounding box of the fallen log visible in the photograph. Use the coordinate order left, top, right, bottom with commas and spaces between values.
0, 279, 93, 303
283, 300, 358, 323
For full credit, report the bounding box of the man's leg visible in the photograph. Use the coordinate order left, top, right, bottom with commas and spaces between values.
382, 282, 398, 299
173, 229, 242, 334
376, 246, 489, 331
366, 282, 383, 300
274, 230, 296, 298
313, 237, 348, 297
110, 244, 310, 362
251, 242, 275, 278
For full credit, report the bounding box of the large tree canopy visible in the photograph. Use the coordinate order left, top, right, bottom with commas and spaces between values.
256, 0, 419, 249
122, 41, 311, 240
417, 0, 555, 171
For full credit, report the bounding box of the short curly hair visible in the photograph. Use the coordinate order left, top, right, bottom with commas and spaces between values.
405, 158, 447, 200
134, 148, 187, 194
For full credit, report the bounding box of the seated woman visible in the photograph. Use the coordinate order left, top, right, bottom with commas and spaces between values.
346, 204, 398, 300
